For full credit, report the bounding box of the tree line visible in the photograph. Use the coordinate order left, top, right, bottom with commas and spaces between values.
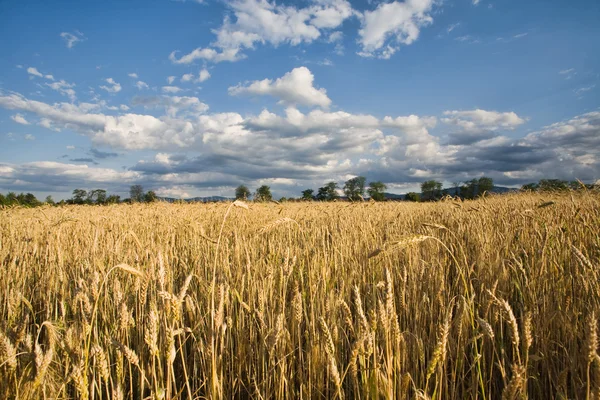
1, 177, 597, 208
235, 177, 388, 202
0, 185, 157, 207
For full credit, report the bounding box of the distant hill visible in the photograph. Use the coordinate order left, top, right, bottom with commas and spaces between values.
443, 185, 518, 196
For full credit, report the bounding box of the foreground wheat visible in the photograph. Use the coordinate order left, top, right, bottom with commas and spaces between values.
0, 192, 599, 399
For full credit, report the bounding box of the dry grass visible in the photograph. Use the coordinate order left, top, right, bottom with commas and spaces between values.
0, 192, 599, 399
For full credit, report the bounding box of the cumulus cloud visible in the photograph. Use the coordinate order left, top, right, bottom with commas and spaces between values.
27, 67, 54, 80
1, 89, 598, 192
229, 66, 331, 108
11, 113, 30, 125
169, 48, 245, 64
167, 76, 176, 84
100, 78, 122, 93
357, 0, 435, 59
60, 31, 85, 48
170, 0, 354, 64
162, 86, 183, 93
0, 161, 140, 192
442, 109, 525, 131
46, 80, 77, 101
136, 81, 149, 90
181, 73, 194, 83
155, 185, 192, 199
128, 73, 139, 78
198, 68, 211, 82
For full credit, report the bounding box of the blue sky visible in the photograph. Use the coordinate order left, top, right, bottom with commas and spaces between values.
0, 0, 598, 200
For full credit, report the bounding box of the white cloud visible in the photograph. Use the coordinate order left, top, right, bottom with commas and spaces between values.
559, 68, 575, 75
170, 0, 354, 64
447, 23, 460, 33
27, 67, 54, 80
167, 76, 176, 84
120, 104, 130, 111
169, 48, 245, 64
0, 161, 141, 191
198, 68, 211, 83
327, 31, 343, 43
27, 67, 43, 78
574, 85, 595, 96
66, 145, 75, 150
455, 35, 481, 44
358, 0, 435, 59
442, 109, 526, 131
164, 96, 209, 117
162, 86, 183, 93
128, 73, 139, 78
472, 0, 480, 4
155, 185, 192, 199
11, 113, 30, 125
229, 66, 331, 108
100, 78, 122, 93
60, 31, 85, 48
181, 73, 194, 83
24, 134, 35, 141
46, 80, 77, 101
136, 81, 150, 90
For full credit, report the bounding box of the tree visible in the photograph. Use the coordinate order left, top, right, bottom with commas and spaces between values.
106, 194, 121, 204
72, 189, 87, 204
521, 183, 539, 192
343, 176, 366, 201
538, 179, 568, 192
461, 177, 494, 199
88, 189, 107, 204
0, 193, 5, 206
130, 185, 145, 202
405, 192, 420, 202
45, 195, 55, 205
317, 182, 339, 201
421, 180, 442, 201
367, 181, 387, 201
451, 181, 462, 196
254, 185, 272, 202
144, 190, 157, 203
6, 192, 17, 205
301, 189, 314, 201
235, 185, 251, 200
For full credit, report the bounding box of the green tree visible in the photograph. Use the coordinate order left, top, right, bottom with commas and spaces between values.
72, 189, 87, 204
106, 194, 121, 204
130, 185, 145, 202
235, 185, 251, 200
538, 179, 568, 192
301, 189, 314, 201
405, 192, 420, 202
0, 193, 5, 206
45, 195, 55, 205
88, 189, 107, 204
254, 185, 272, 202
367, 181, 387, 201
317, 182, 339, 201
6, 192, 17, 205
521, 182, 539, 192
461, 177, 494, 199
343, 176, 366, 201
421, 180, 442, 201
144, 190, 158, 202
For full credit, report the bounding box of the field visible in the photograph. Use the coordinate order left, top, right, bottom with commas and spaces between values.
1, 192, 599, 399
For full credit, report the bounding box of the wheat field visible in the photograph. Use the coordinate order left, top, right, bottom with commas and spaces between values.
0, 192, 599, 399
